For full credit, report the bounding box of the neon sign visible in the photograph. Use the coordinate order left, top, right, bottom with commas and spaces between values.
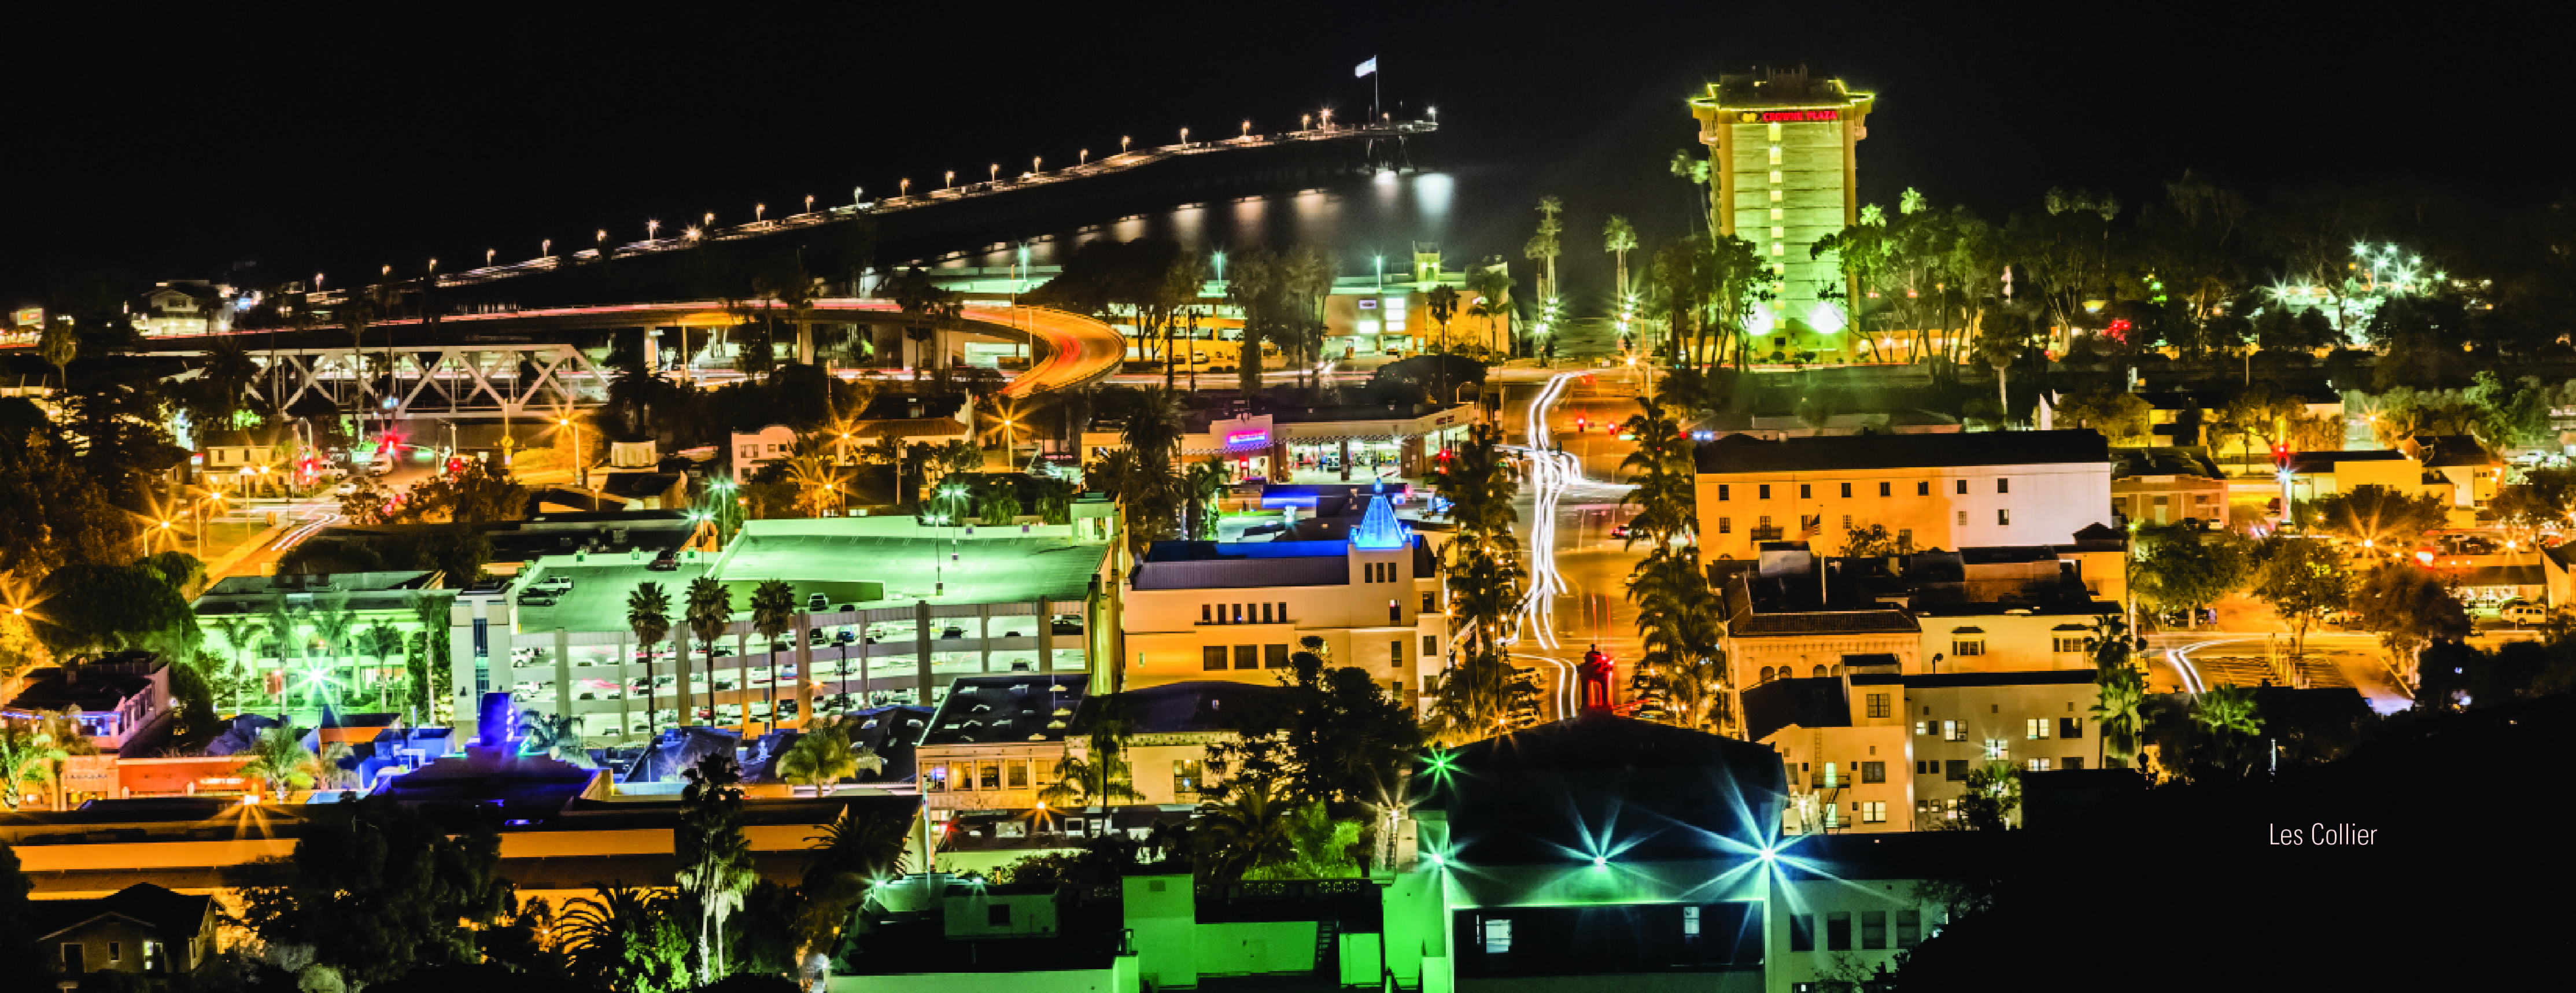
1756, 110, 1839, 122
1225, 430, 1269, 446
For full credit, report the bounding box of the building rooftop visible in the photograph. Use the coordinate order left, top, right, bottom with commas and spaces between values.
1421, 710, 1786, 866
1132, 540, 1354, 591
919, 674, 1089, 747
1849, 670, 2101, 689
2111, 447, 2225, 481
1694, 429, 2109, 475
31, 883, 212, 944
1088, 681, 1294, 736
3, 656, 162, 715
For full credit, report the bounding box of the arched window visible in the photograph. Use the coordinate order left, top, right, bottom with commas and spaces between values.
1759, 666, 1775, 683
1811, 665, 1828, 678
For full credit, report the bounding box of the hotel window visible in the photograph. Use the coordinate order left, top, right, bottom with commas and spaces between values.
1200, 604, 1211, 623
1719, 517, 1732, 534
1916, 759, 1933, 774
2027, 718, 2051, 740
1423, 635, 1437, 658
1789, 914, 1815, 951
1767, 121, 1782, 140
1718, 484, 1730, 501
1233, 603, 1245, 623
1389, 600, 1401, 624
1957, 510, 1969, 526
1422, 591, 1436, 612
1771, 242, 1785, 256
1896, 909, 1924, 947
1759, 515, 1772, 530
1482, 918, 1513, 954
2054, 634, 2089, 653
1861, 761, 1886, 784
2027, 758, 2052, 773
1998, 509, 2011, 526
1839, 482, 1851, 498
1799, 483, 1811, 499
1945, 720, 1968, 741
1955, 479, 1968, 494
1769, 169, 1782, 184
1945, 759, 1969, 780
1767, 145, 1782, 165
1759, 484, 1772, 499
1859, 800, 1887, 825
1234, 645, 1259, 670
1879, 481, 1891, 497
1952, 637, 1984, 657
1770, 206, 1785, 220
1826, 911, 1852, 951
1769, 189, 1783, 202
1265, 644, 1290, 669
924, 765, 948, 792
1862, 909, 1888, 947
1390, 640, 1405, 669
1682, 905, 1701, 937
1917, 481, 1931, 496
1202, 647, 1227, 671
1987, 739, 2012, 762
1914, 720, 1929, 736
1259, 603, 1273, 623
1770, 225, 1786, 240
1277, 601, 1287, 618
1174, 759, 1204, 798
1866, 693, 1890, 718
1008, 761, 1031, 788
2060, 717, 2085, 739
1998, 478, 2010, 493
978, 762, 1001, 789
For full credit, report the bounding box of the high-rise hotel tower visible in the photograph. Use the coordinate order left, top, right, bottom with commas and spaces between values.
1688, 68, 1874, 360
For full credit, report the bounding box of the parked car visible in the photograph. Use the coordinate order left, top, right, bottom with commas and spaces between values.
2501, 601, 2551, 626
517, 595, 557, 607
647, 553, 678, 571
807, 592, 829, 611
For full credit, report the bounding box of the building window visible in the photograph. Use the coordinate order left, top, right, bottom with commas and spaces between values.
1234, 603, 1246, 623
1390, 640, 1405, 669
979, 762, 1002, 789
1719, 517, 1732, 534
1759, 483, 1772, 499
1759, 515, 1772, 531
1913, 719, 1929, 736
1009, 762, 1031, 788
1770, 226, 1787, 241
1916, 759, 1933, 774
1957, 510, 1968, 526
1945, 759, 1969, 781
1839, 482, 1852, 498
1997, 478, 2010, 493
1767, 121, 1782, 140
2027, 718, 2052, 740
1998, 508, 2011, 526
1898, 529, 1913, 549
1826, 911, 1852, 951
1841, 515, 1852, 531
1799, 483, 1811, 499
143, 941, 160, 973
1861, 761, 1885, 784
1866, 693, 1890, 718
1897, 909, 1924, 947
1264, 644, 1290, 669
1770, 206, 1785, 220
1955, 479, 1968, 494
1423, 635, 1438, 658
1952, 639, 1984, 657
1174, 759, 1204, 798
1945, 720, 1968, 741
2027, 758, 2052, 773
1682, 905, 1702, 936
1718, 484, 1731, 501
1862, 909, 1888, 947
1204, 647, 1228, 671
1769, 169, 1783, 184
1422, 592, 1436, 612
1987, 739, 2012, 762
1879, 481, 1891, 497
1767, 146, 1782, 165
925, 765, 948, 792
1790, 914, 1815, 951
2060, 717, 2084, 739
2064, 756, 2086, 770
1234, 645, 1259, 670
1200, 604, 1211, 623
1483, 918, 1513, 954
1769, 189, 1783, 202
1259, 603, 1273, 623
2054, 635, 2089, 653
1858, 800, 1887, 824
1389, 600, 1401, 625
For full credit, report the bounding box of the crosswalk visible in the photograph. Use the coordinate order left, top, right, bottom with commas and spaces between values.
2191, 654, 2356, 690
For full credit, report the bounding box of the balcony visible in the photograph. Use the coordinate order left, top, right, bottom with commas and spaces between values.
1750, 527, 1786, 541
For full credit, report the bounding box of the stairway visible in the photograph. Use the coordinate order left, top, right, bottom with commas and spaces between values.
1313, 919, 1340, 977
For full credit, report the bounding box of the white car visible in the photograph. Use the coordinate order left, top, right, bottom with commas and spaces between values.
2500, 603, 2551, 626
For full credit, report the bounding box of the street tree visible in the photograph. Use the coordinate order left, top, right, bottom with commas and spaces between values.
684, 578, 733, 728
2130, 522, 2253, 629
675, 754, 755, 985
2300, 484, 2449, 553
2249, 535, 2352, 675
553, 885, 689, 993
1603, 215, 1639, 302
2350, 562, 2471, 692
748, 579, 796, 731
242, 792, 512, 987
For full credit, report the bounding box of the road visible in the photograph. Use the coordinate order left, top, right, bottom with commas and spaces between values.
1499, 371, 1644, 720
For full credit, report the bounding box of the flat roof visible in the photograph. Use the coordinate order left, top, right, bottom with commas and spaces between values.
1696, 430, 2109, 475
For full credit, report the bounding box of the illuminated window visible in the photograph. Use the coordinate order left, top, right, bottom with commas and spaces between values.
1771, 226, 1786, 239
1987, 739, 2012, 762
1767, 121, 1782, 141
2060, 717, 2085, 739
1945, 721, 1967, 741
1683, 905, 1702, 936
1998, 508, 2011, 526
1771, 242, 1784, 256
2026, 718, 2051, 740
1771, 206, 1785, 220
1483, 918, 1513, 953
1769, 169, 1782, 184
1768, 146, 1782, 165
1866, 693, 1891, 718
1860, 800, 1887, 824
2026, 758, 2052, 773
1769, 189, 1783, 202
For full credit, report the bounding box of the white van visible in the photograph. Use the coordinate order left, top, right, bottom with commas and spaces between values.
2500, 602, 2551, 626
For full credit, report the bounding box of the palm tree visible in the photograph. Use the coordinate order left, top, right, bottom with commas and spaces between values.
1525, 196, 1564, 302
684, 578, 733, 729
0, 717, 70, 810
2193, 684, 2263, 738
261, 598, 302, 710
1463, 267, 1516, 357
522, 710, 592, 765
1424, 285, 1460, 352
2091, 665, 2149, 768
359, 622, 404, 710
777, 721, 864, 796
628, 582, 673, 742
1179, 460, 1228, 540
1603, 215, 1639, 303
206, 615, 256, 713
748, 579, 797, 733
236, 725, 325, 800
1192, 780, 1298, 880
555, 885, 688, 993
305, 600, 356, 711
809, 802, 915, 879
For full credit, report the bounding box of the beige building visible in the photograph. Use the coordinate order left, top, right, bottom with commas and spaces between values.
2111, 447, 2229, 527
1748, 668, 2104, 834
1695, 430, 2114, 562
1067, 681, 1291, 806
1120, 496, 1447, 707
914, 673, 1088, 821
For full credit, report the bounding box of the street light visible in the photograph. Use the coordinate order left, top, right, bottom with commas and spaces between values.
648, 219, 660, 239
540, 240, 550, 257
1121, 135, 1131, 153
989, 164, 999, 183
901, 178, 911, 197
756, 203, 766, 222
944, 171, 955, 190
1033, 156, 1042, 173
486, 249, 496, 267
1079, 149, 1088, 165
1241, 120, 1250, 138
1303, 113, 1313, 130
806, 194, 815, 213
1179, 127, 1189, 145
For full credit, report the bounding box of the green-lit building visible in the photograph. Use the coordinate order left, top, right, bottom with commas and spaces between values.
1689, 68, 1875, 364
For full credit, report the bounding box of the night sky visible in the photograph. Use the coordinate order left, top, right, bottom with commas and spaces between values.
9, 2, 2562, 307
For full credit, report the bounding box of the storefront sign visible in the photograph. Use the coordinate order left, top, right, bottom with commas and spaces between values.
1752, 109, 1839, 122
1225, 429, 1269, 446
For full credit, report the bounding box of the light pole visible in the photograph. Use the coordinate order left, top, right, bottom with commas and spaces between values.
945, 171, 955, 190
1179, 127, 1189, 145
648, 219, 660, 239
1121, 135, 1131, 153
901, 178, 911, 197
806, 194, 815, 214
560, 418, 586, 490
756, 203, 766, 222
486, 249, 496, 267
989, 164, 999, 184
1079, 149, 1088, 165
540, 239, 550, 258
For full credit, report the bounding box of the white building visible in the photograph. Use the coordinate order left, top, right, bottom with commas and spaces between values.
1695, 430, 2114, 560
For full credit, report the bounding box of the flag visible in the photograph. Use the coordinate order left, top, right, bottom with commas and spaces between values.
1355, 57, 1377, 78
